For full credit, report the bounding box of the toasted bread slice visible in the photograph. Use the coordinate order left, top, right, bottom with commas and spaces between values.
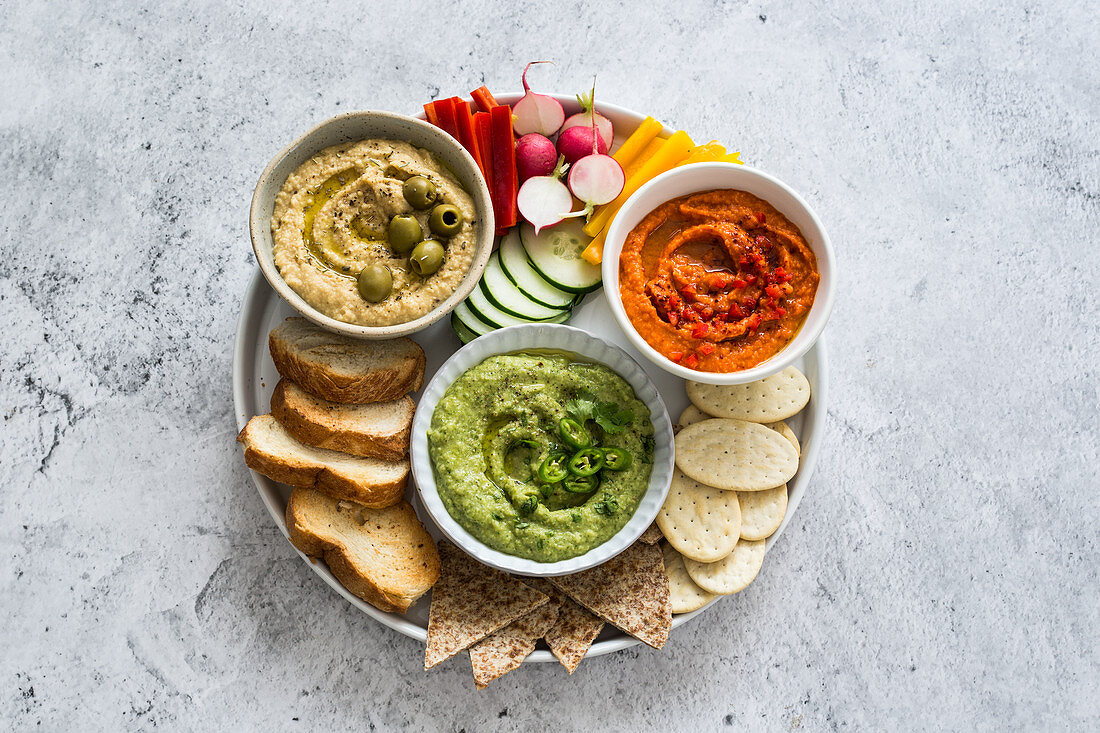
271, 379, 413, 461
237, 414, 407, 508
286, 488, 440, 613
268, 317, 425, 404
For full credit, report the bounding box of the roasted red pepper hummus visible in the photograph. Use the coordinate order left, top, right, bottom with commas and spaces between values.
618, 189, 820, 372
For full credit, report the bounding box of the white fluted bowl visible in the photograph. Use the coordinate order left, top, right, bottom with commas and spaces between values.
410, 324, 675, 576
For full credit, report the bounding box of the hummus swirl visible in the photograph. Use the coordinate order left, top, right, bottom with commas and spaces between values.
618, 189, 819, 372
271, 139, 478, 326
427, 352, 655, 563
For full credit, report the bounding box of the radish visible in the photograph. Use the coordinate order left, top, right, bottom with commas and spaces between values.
516, 156, 574, 234
566, 154, 624, 219
560, 81, 613, 151
515, 133, 558, 181
557, 124, 608, 164
512, 61, 565, 137
563, 115, 624, 219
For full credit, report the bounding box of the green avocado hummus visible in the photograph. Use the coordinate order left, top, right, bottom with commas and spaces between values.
427, 351, 655, 562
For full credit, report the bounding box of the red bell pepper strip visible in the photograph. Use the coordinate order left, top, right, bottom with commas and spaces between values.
474, 111, 495, 213
423, 102, 440, 127
434, 98, 460, 140
470, 86, 499, 113
453, 100, 485, 176
489, 104, 518, 233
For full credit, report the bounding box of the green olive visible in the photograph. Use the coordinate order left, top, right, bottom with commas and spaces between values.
386, 215, 422, 254
356, 264, 392, 302
402, 176, 439, 209
409, 240, 445, 276
428, 204, 464, 237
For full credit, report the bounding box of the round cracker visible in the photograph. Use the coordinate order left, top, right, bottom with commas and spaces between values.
656, 470, 741, 562
662, 542, 716, 613
678, 404, 711, 427
674, 419, 798, 491
686, 366, 810, 423
684, 538, 766, 595
738, 485, 788, 540
765, 420, 800, 456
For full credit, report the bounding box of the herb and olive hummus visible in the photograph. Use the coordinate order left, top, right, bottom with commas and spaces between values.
271, 139, 478, 326
427, 352, 655, 563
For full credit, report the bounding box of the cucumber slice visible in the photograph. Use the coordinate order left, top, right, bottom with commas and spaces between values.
519, 220, 603, 294
450, 312, 479, 344
498, 229, 578, 309
481, 252, 569, 320
452, 301, 494, 337
467, 285, 570, 329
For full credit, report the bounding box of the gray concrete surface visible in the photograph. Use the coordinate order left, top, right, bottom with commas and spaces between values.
1, 1, 1097, 730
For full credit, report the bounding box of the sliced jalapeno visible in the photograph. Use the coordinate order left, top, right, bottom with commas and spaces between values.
567, 447, 605, 477
602, 446, 633, 471
537, 451, 570, 484
558, 418, 591, 449
562, 473, 599, 494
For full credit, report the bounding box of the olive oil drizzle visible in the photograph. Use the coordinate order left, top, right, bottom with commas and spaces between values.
301, 167, 389, 279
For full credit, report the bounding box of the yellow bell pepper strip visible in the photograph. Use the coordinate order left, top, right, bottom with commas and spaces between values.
611, 116, 664, 170
724, 151, 743, 164
583, 129, 695, 237
677, 140, 727, 165
623, 135, 669, 181
580, 228, 607, 265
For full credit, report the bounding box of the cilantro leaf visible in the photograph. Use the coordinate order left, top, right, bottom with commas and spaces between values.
564, 390, 598, 423
566, 390, 635, 435
593, 402, 635, 434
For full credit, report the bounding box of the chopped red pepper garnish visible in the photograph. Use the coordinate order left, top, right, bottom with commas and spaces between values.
669, 351, 684, 363
732, 277, 747, 289
691, 322, 709, 339
708, 273, 729, 290
765, 284, 783, 298
685, 354, 700, 368
699, 342, 715, 355
667, 311, 679, 325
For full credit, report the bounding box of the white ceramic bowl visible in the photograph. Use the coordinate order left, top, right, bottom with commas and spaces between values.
249, 111, 495, 340
601, 163, 836, 384
410, 324, 675, 576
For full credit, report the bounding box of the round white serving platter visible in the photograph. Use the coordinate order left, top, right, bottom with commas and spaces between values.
232, 94, 829, 662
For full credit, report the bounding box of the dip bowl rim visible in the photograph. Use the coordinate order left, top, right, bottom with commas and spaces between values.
601, 161, 836, 384
409, 323, 676, 577
249, 109, 496, 340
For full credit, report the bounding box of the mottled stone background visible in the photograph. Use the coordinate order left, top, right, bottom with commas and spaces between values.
1, 1, 1097, 730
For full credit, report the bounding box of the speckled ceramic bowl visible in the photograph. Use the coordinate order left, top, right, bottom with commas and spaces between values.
249, 111, 495, 339
602, 162, 836, 384
410, 323, 676, 577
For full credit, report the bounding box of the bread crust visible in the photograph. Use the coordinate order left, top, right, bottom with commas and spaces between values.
270, 380, 412, 461
237, 417, 407, 508
286, 489, 440, 613
268, 323, 425, 404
